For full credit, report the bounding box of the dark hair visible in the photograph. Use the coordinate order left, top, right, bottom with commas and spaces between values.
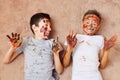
30, 13, 51, 34
82, 10, 101, 23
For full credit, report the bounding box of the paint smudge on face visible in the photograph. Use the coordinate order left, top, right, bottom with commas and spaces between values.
84, 15, 99, 25
40, 26, 46, 32
83, 24, 87, 28
40, 26, 49, 37
82, 14, 101, 35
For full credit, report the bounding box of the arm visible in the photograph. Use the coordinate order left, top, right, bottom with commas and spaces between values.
52, 40, 63, 74
3, 46, 20, 64
99, 49, 109, 69
3, 33, 21, 64
53, 51, 64, 74
99, 35, 117, 69
63, 46, 73, 68
63, 31, 77, 68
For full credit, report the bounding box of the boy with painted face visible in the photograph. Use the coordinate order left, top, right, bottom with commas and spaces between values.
63, 10, 117, 80
3, 13, 63, 80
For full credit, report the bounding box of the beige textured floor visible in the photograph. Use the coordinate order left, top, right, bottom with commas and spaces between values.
0, 0, 120, 80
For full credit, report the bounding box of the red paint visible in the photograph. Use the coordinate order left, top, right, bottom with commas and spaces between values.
40, 26, 49, 37
40, 26, 45, 32
83, 24, 87, 28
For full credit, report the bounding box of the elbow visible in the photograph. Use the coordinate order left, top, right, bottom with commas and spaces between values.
57, 68, 64, 75
57, 71, 62, 75
100, 60, 108, 69
63, 64, 69, 68
56, 66, 64, 75
99, 64, 107, 69
3, 60, 10, 64
3, 59, 11, 64
63, 62, 70, 68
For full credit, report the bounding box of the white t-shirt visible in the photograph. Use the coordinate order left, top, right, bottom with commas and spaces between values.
65, 34, 104, 80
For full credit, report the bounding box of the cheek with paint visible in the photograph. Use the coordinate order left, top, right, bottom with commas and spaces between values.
83, 24, 87, 28
40, 26, 48, 36
93, 17, 99, 26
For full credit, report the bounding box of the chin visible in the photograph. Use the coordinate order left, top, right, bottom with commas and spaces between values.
85, 30, 96, 35
43, 36, 49, 39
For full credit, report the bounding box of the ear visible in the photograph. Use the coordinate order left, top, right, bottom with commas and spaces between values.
97, 24, 101, 29
96, 24, 101, 31
32, 24, 37, 31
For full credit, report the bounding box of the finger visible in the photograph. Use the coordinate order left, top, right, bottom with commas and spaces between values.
18, 34, 20, 40
11, 32, 14, 38
52, 39, 55, 43
69, 30, 73, 36
74, 38, 77, 42
18, 37, 23, 45
104, 36, 107, 41
6, 35, 11, 39
109, 34, 117, 42
6, 35, 14, 42
72, 32, 77, 39
56, 36, 59, 43
20, 37, 23, 43
15, 33, 17, 37
66, 31, 71, 39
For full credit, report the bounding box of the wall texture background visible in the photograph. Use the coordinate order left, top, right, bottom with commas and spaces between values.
0, 0, 120, 80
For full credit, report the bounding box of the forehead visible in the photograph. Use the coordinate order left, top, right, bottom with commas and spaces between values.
84, 14, 100, 22
40, 18, 50, 22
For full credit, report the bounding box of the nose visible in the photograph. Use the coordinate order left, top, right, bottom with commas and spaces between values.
47, 26, 51, 31
88, 24, 93, 29
45, 23, 51, 31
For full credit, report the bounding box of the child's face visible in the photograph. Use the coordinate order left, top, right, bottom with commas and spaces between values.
34, 18, 51, 39
82, 14, 100, 35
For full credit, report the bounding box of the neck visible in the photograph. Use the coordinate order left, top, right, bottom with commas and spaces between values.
83, 32, 94, 36
34, 34, 45, 40
34, 35, 47, 40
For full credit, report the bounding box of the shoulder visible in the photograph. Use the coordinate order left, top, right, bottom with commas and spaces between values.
76, 34, 83, 37
48, 38, 54, 42
23, 36, 31, 41
21, 36, 32, 45
93, 35, 104, 41
76, 34, 84, 39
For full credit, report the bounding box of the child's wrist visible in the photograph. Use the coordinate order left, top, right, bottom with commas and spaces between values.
67, 46, 73, 51
53, 51, 59, 55
53, 53, 59, 57
10, 46, 17, 50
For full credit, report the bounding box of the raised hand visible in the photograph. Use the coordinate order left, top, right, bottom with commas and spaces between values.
6, 33, 21, 48
52, 37, 61, 54
104, 34, 117, 50
66, 31, 77, 48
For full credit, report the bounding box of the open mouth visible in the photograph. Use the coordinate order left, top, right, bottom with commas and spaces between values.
86, 28, 95, 33
44, 31, 50, 36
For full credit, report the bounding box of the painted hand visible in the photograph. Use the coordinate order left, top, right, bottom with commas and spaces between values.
6, 33, 22, 48
104, 34, 117, 50
52, 39, 61, 54
66, 31, 77, 48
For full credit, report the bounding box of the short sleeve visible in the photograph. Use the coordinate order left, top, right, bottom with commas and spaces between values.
100, 36, 104, 49
16, 37, 28, 54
